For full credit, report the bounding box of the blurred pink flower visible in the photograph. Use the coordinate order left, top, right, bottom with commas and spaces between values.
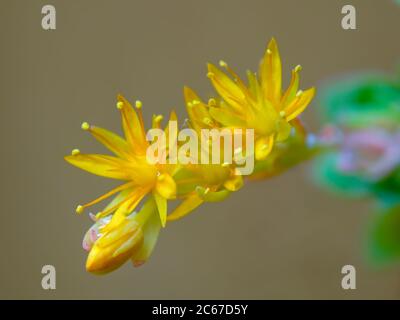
332, 128, 400, 181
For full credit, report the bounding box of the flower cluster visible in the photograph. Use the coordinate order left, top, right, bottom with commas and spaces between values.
65, 38, 316, 274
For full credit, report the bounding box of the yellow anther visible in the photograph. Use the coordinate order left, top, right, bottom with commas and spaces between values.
192, 100, 200, 105
76, 205, 84, 214
207, 72, 215, 79
279, 111, 286, 117
81, 122, 90, 130
294, 65, 302, 72
204, 188, 210, 195
71, 149, 80, 156
155, 115, 163, 123
135, 100, 142, 109
267, 49, 272, 55
116, 101, 124, 110
208, 98, 216, 106
296, 90, 304, 97
219, 60, 227, 68
221, 162, 230, 167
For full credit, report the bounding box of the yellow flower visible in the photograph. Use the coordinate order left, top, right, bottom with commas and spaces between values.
165, 87, 244, 222
65, 95, 179, 273
65, 38, 318, 274
65, 95, 177, 227
83, 197, 161, 274
205, 38, 316, 161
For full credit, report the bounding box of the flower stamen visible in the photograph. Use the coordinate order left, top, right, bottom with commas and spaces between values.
76, 181, 135, 216
81, 122, 90, 131
71, 149, 80, 156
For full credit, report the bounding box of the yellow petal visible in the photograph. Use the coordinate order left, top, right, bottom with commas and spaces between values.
102, 189, 133, 213
99, 188, 147, 231
183, 87, 201, 131
64, 154, 132, 180
86, 218, 143, 274
165, 110, 179, 158
131, 198, 161, 267
168, 109, 178, 122
183, 87, 208, 117
255, 135, 275, 161
260, 38, 282, 106
125, 187, 149, 213
117, 94, 147, 153
220, 62, 255, 104
183, 86, 212, 129
153, 191, 167, 227
284, 87, 316, 122
207, 63, 246, 113
112, 228, 143, 258
87, 125, 130, 159
167, 193, 204, 222
96, 188, 139, 233
249, 98, 279, 135
209, 106, 246, 127
96, 217, 140, 252
165, 110, 178, 142
155, 173, 177, 199
281, 65, 301, 109
247, 70, 263, 105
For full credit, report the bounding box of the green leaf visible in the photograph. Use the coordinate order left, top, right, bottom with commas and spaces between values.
368, 205, 400, 263
312, 153, 372, 198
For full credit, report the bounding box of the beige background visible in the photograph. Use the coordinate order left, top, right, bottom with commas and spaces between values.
0, 0, 399, 299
